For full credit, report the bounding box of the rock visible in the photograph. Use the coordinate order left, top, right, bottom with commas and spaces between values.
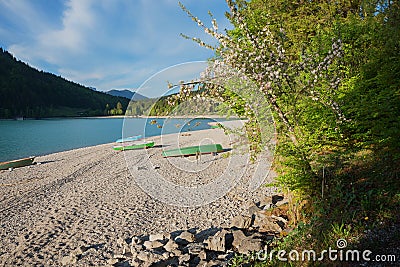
171, 249, 182, 256
113, 254, 126, 259
232, 230, 263, 255
175, 231, 195, 245
186, 242, 205, 254
60, 255, 77, 265
164, 239, 179, 252
178, 253, 191, 264
258, 216, 283, 233
259, 197, 272, 209
136, 251, 162, 264
232, 230, 247, 249
130, 258, 142, 267
236, 238, 263, 255
248, 205, 261, 216
131, 236, 142, 245
130, 244, 143, 256
271, 195, 285, 206
253, 211, 283, 233
207, 260, 227, 267
197, 260, 208, 267
205, 229, 228, 252
198, 250, 207, 260
107, 258, 119, 265
143, 240, 164, 250
230, 215, 252, 229
149, 233, 169, 242
162, 252, 170, 260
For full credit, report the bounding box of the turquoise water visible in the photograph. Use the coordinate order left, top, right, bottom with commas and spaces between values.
0, 117, 217, 162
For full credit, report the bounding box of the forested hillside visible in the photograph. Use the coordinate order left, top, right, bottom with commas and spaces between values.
0, 48, 129, 118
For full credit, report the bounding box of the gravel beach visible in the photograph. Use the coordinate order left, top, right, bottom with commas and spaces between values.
0, 120, 276, 266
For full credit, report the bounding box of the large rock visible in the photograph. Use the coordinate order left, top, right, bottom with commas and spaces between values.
143, 240, 164, 250
149, 233, 169, 242
232, 230, 247, 249
230, 215, 252, 229
205, 229, 228, 252
164, 239, 179, 252
232, 230, 263, 255
136, 251, 163, 264
175, 231, 196, 245
178, 253, 191, 264
186, 242, 205, 254
60, 255, 77, 265
253, 210, 284, 233
248, 205, 262, 216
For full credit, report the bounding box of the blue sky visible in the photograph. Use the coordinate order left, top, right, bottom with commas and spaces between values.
0, 0, 231, 97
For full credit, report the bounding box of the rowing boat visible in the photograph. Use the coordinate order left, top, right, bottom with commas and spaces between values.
113, 141, 154, 151
115, 135, 142, 143
0, 156, 35, 170
162, 144, 223, 157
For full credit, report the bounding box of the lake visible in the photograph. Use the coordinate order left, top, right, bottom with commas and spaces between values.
0, 117, 218, 162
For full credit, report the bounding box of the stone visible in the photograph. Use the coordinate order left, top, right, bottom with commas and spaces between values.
164, 239, 179, 252
259, 197, 272, 209
197, 260, 208, 267
143, 240, 163, 250
186, 242, 204, 254
230, 215, 252, 229
207, 260, 227, 267
107, 258, 119, 265
131, 236, 142, 245
178, 253, 191, 264
253, 211, 283, 232
113, 254, 126, 259
149, 233, 169, 242
271, 195, 285, 206
258, 217, 283, 233
162, 252, 170, 260
198, 250, 207, 260
248, 205, 262, 216
136, 251, 162, 264
175, 231, 195, 245
171, 249, 182, 256
232, 230, 263, 255
236, 238, 263, 255
60, 255, 77, 265
205, 229, 227, 252
232, 230, 247, 249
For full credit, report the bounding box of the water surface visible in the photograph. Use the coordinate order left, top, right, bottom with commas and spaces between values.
0, 117, 217, 162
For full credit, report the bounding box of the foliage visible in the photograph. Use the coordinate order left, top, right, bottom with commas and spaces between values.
179, 0, 400, 265
0, 48, 129, 118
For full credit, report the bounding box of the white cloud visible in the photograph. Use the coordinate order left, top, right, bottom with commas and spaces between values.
3, 0, 231, 97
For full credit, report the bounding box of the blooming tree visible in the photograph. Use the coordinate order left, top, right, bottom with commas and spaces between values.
173, 0, 346, 184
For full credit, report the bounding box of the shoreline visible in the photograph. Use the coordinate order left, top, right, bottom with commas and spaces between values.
0, 120, 276, 266
1, 114, 241, 120
0, 117, 243, 163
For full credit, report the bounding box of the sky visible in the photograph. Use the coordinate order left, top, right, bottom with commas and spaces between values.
0, 0, 231, 98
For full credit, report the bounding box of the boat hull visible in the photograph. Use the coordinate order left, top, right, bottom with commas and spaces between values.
115, 135, 142, 143
113, 141, 154, 151
0, 156, 35, 170
162, 144, 223, 157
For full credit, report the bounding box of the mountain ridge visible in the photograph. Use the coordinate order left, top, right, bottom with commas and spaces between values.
106, 89, 148, 101
0, 48, 129, 118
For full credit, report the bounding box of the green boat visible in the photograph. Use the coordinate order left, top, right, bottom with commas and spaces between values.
113, 141, 155, 151
162, 144, 223, 157
0, 156, 35, 170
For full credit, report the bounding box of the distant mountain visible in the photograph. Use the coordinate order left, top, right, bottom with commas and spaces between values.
106, 89, 148, 101
0, 48, 129, 118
